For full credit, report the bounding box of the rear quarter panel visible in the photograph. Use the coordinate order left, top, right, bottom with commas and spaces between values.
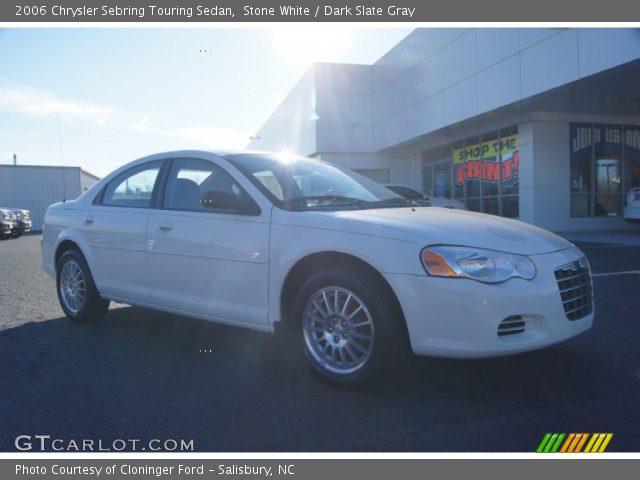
41, 203, 82, 278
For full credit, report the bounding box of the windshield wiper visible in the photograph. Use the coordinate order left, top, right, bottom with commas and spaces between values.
286, 195, 370, 210
363, 197, 418, 208
286, 195, 418, 210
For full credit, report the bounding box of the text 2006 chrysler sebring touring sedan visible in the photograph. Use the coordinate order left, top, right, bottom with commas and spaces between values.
42, 151, 594, 385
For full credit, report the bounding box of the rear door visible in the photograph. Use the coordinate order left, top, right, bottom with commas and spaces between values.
79, 160, 164, 303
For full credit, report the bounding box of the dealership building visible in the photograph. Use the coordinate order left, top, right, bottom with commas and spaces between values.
248, 28, 640, 231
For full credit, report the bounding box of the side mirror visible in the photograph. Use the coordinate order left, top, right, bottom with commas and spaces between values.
201, 190, 260, 215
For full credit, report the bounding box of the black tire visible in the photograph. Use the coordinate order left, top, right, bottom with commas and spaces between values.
56, 249, 109, 323
290, 266, 408, 386
11, 231, 23, 238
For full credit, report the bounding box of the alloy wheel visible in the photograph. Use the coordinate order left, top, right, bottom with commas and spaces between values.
302, 286, 375, 375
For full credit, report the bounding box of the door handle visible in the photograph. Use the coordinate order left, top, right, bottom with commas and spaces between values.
83, 217, 94, 225
157, 224, 173, 233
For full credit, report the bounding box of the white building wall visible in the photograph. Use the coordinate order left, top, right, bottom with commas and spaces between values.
250, 28, 640, 159
314, 63, 374, 153
372, 28, 640, 150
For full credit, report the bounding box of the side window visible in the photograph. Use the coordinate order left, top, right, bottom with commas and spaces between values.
101, 161, 162, 208
164, 158, 260, 215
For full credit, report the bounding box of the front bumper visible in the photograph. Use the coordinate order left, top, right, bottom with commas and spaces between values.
387, 246, 594, 358
12, 220, 32, 233
1, 221, 15, 235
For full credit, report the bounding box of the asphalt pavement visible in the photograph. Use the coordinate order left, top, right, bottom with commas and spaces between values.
1, 234, 639, 452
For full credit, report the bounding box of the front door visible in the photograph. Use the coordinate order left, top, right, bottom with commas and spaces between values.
146, 157, 271, 328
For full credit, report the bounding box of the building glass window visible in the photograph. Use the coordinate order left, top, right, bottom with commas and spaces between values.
424, 126, 519, 218
423, 145, 452, 199
451, 141, 464, 200
570, 123, 639, 217
480, 131, 500, 198
625, 126, 640, 192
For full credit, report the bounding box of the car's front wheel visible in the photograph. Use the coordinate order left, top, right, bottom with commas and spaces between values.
56, 249, 109, 323
292, 267, 407, 385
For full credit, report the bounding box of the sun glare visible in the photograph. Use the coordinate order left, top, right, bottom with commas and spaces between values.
277, 149, 298, 163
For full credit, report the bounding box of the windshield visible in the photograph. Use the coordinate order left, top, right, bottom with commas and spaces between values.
227, 154, 414, 210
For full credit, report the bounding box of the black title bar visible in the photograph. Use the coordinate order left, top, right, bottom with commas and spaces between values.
4, 0, 640, 22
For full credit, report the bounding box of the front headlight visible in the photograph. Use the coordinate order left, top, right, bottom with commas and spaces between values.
421, 245, 536, 283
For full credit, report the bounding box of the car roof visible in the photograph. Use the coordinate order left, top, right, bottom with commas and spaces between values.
164, 149, 281, 158
123, 149, 294, 166
105, 149, 281, 175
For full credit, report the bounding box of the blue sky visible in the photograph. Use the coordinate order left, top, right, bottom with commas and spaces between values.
0, 27, 411, 176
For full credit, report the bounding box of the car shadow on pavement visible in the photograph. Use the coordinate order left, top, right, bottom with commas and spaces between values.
1, 305, 637, 452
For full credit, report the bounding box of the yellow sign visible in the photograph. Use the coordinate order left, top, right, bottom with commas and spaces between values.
453, 134, 519, 185
453, 134, 519, 165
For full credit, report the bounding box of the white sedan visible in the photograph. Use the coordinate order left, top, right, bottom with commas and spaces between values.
42, 151, 594, 385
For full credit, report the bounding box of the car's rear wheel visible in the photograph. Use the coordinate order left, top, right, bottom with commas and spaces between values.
11, 231, 23, 238
57, 249, 109, 323
292, 267, 406, 385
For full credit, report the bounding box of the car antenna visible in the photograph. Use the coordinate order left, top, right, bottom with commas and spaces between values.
57, 113, 67, 202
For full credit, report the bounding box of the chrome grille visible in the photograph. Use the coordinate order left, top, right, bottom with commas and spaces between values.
498, 315, 525, 336
554, 258, 593, 321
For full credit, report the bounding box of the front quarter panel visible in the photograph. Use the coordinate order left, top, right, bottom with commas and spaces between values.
268, 211, 424, 326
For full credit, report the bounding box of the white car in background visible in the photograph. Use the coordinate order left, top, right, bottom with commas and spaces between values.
624, 187, 640, 225
384, 184, 467, 210
42, 151, 594, 385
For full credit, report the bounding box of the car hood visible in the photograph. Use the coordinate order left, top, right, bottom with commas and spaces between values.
312, 207, 572, 256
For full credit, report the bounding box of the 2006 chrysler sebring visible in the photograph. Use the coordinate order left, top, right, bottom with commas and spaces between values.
42, 151, 594, 385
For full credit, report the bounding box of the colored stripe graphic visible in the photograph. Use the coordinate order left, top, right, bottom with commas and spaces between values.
538, 433, 613, 453
598, 434, 614, 453
537, 433, 552, 453
537, 433, 566, 453
549, 433, 565, 452
584, 433, 614, 453
575, 433, 589, 452
560, 433, 575, 452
